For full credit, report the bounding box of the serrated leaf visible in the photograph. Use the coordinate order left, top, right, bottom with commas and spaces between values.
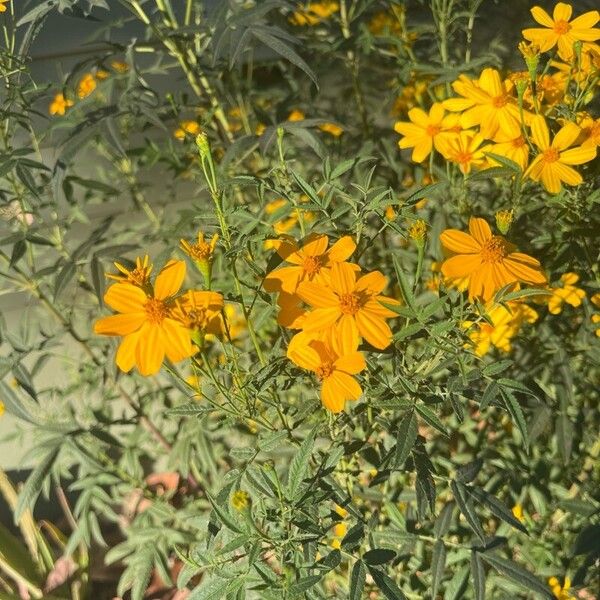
288, 574, 322, 597
465, 486, 528, 535
434, 502, 455, 538
205, 491, 243, 534
15, 447, 59, 522
480, 554, 553, 599
286, 429, 316, 500
415, 404, 448, 437
54, 261, 76, 301
431, 539, 446, 599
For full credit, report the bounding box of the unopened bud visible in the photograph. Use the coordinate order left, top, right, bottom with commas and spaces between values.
195, 132, 210, 157
408, 219, 427, 247
495, 209, 513, 235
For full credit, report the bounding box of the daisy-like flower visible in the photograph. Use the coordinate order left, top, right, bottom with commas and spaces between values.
49, 93, 74, 116
548, 576, 574, 600
297, 262, 399, 350
440, 217, 547, 303
77, 73, 97, 99
443, 69, 527, 139
287, 109, 305, 122
546, 272, 586, 314
488, 131, 529, 171
106, 255, 153, 287
525, 115, 597, 194
578, 115, 600, 148
463, 302, 538, 357
174, 120, 200, 140
287, 332, 365, 412
523, 3, 600, 61
394, 103, 459, 163
94, 260, 194, 376
439, 131, 489, 174
264, 233, 356, 295
170, 290, 224, 339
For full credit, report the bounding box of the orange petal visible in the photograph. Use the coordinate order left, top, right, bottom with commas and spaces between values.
334, 351, 366, 375
355, 310, 393, 350
503, 257, 547, 284
154, 260, 186, 300
552, 122, 581, 150
287, 332, 322, 371
530, 6, 554, 27
321, 378, 346, 413
441, 254, 482, 279
302, 234, 328, 257
468, 217, 492, 244
135, 324, 165, 376
301, 307, 340, 332
355, 270, 387, 294
163, 318, 193, 363
94, 312, 146, 336
440, 229, 481, 254
530, 115, 550, 150
297, 281, 338, 308
327, 236, 356, 262
264, 266, 302, 294
116, 330, 141, 372
330, 262, 357, 295
104, 283, 147, 313
335, 315, 360, 355
330, 371, 362, 401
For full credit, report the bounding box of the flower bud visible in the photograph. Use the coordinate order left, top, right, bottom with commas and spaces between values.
495, 209, 513, 235
408, 219, 427, 248
195, 132, 210, 158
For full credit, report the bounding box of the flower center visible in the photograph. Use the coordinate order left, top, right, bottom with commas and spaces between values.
454, 150, 473, 165
492, 94, 508, 108
426, 124, 441, 137
145, 298, 168, 324
480, 236, 507, 263
480, 323, 495, 334
188, 242, 212, 261
511, 136, 526, 148
303, 255, 323, 276
316, 361, 334, 380
589, 122, 600, 143
553, 19, 570, 35
542, 147, 560, 163
339, 292, 361, 315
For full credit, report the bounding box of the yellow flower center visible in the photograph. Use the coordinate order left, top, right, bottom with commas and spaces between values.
145, 298, 168, 324
511, 136, 526, 148
127, 267, 150, 287
589, 122, 600, 143
316, 361, 334, 380
492, 94, 508, 108
454, 150, 473, 165
339, 292, 361, 315
187, 242, 212, 261
553, 19, 571, 35
426, 124, 441, 137
480, 236, 507, 263
303, 255, 323, 276
542, 147, 560, 163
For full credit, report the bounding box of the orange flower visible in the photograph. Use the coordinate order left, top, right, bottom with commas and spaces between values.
174, 120, 200, 140
94, 260, 194, 375
440, 217, 547, 302
297, 262, 399, 350
106, 255, 153, 287
287, 333, 365, 412
522, 3, 600, 61
77, 73, 97, 99
439, 131, 489, 174
171, 290, 224, 338
49, 93, 74, 116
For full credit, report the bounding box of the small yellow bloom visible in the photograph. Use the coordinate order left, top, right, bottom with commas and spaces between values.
287, 109, 305, 122
111, 60, 129, 73
408, 219, 427, 246
440, 131, 489, 175
547, 273, 586, 314
49, 93, 74, 116
174, 120, 200, 140
95, 69, 110, 81
489, 131, 529, 172
0, 401, 4, 417
523, 3, 600, 61
511, 503, 525, 523
255, 122, 267, 136
318, 122, 343, 137
77, 73, 97, 99
548, 575, 574, 600
334, 504, 348, 518
180, 231, 218, 282
495, 210, 514, 235
525, 115, 597, 194
107, 255, 153, 287
289, 1, 339, 26
384, 205, 397, 220
0, 0, 9, 13
591, 292, 600, 337
578, 115, 600, 148
330, 538, 342, 549
231, 490, 250, 511
333, 523, 347, 538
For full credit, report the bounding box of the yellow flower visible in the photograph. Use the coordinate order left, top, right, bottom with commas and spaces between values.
0, 1, 9, 13
392, 77, 430, 116
289, 1, 339, 26
488, 131, 529, 172
319, 122, 343, 137
111, 60, 129, 73
440, 131, 489, 174
463, 302, 538, 356
408, 219, 427, 246
440, 217, 547, 303
49, 93, 74, 116
231, 490, 250, 511
77, 73, 97, 99
525, 115, 597, 194
170, 290, 224, 339
591, 292, 600, 337
287, 109, 305, 122
523, 3, 600, 61
330, 538, 342, 549
94, 260, 194, 376
546, 272, 586, 314
394, 103, 459, 163
106, 255, 153, 287
174, 120, 200, 140
297, 262, 399, 350
443, 69, 527, 138
368, 11, 402, 36
180, 231, 218, 283
578, 115, 600, 148
0, 401, 4, 417
95, 69, 110, 80
332, 522, 347, 538
287, 333, 365, 412
512, 504, 525, 523
255, 122, 266, 136
548, 576, 574, 600
334, 504, 348, 518
264, 197, 315, 241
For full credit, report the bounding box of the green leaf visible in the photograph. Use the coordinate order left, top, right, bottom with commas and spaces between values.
188, 576, 230, 600
483, 152, 521, 173
444, 565, 469, 600
205, 491, 243, 534
54, 261, 76, 301
368, 567, 407, 600
465, 486, 528, 535
480, 381, 499, 410
431, 539, 446, 599
392, 255, 417, 314
363, 549, 396, 566
471, 552, 486, 600
349, 560, 366, 600
394, 411, 417, 468
15, 447, 59, 522
480, 554, 553, 599
286, 429, 316, 500
434, 502, 455, 538
450, 481, 486, 545
288, 575, 322, 597
482, 360, 512, 377
500, 389, 529, 450
415, 404, 448, 437
290, 171, 323, 207
556, 414, 573, 463
0, 522, 43, 586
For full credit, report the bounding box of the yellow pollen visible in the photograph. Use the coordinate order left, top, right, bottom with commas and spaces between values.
339, 292, 361, 315
426, 124, 441, 136
303, 255, 323, 276
553, 19, 570, 34
480, 236, 507, 263
187, 242, 212, 261
492, 94, 508, 108
542, 148, 560, 163
316, 362, 334, 380
144, 298, 168, 324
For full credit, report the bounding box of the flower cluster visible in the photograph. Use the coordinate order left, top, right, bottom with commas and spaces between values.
289, 1, 339, 27
264, 234, 399, 412
394, 2, 599, 193
94, 245, 223, 376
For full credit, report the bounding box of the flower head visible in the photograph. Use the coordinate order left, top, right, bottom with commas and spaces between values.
171, 290, 224, 338
231, 490, 250, 511
546, 272, 586, 314
287, 332, 365, 412
107, 255, 153, 288
440, 131, 489, 174
289, 1, 339, 26
0, 1, 9, 13
94, 260, 194, 375
180, 231, 218, 284
49, 93, 74, 116
174, 120, 200, 140
77, 73, 97, 99
495, 210, 514, 235
440, 217, 547, 303
548, 576, 573, 600
525, 115, 597, 194
408, 219, 427, 246
319, 122, 344, 137
523, 3, 600, 61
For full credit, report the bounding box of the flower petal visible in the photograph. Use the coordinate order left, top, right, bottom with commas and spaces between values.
327, 236, 356, 262
94, 312, 146, 336
503, 256, 547, 284
135, 323, 165, 376
301, 307, 340, 332
530, 6, 554, 27
104, 283, 147, 313
530, 115, 550, 150
116, 330, 142, 372
559, 145, 597, 165
570, 11, 600, 29
440, 229, 481, 254
154, 260, 186, 300
321, 377, 345, 413
297, 281, 338, 308
162, 318, 193, 363
335, 315, 360, 355
553, 2, 572, 22
330, 262, 357, 295
287, 332, 322, 371
355, 309, 393, 349
302, 234, 329, 257
552, 122, 581, 150
355, 270, 387, 294
478, 68, 503, 97
334, 351, 366, 375
468, 217, 492, 244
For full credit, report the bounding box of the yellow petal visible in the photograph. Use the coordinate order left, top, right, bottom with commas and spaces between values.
104, 283, 147, 313
468, 217, 492, 245
327, 236, 356, 262
116, 330, 141, 372
162, 318, 193, 363
530, 6, 554, 27
287, 332, 322, 371
297, 281, 338, 308
334, 351, 366, 374
335, 315, 360, 355
302, 307, 340, 332
440, 230, 481, 254
330, 262, 357, 295
559, 145, 597, 165
441, 254, 482, 278
94, 312, 146, 336
355, 310, 393, 349
301, 233, 329, 257
407, 107, 430, 127
553, 2, 572, 22
570, 11, 600, 29
478, 68, 503, 97
154, 260, 186, 300
530, 115, 550, 150
135, 324, 165, 376
552, 122, 580, 150
321, 378, 345, 412
355, 270, 387, 294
